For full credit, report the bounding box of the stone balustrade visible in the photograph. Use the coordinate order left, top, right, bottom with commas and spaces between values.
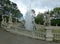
1, 21, 60, 42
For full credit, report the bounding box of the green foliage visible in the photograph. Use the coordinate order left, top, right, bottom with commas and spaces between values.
0, 15, 2, 22
53, 7, 60, 13
35, 7, 60, 25
52, 29, 60, 33
49, 7, 60, 26
0, 0, 23, 23
35, 13, 44, 25
36, 28, 46, 32
51, 19, 60, 26
50, 7, 60, 16
12, 10, 23, 18
49, 11, 54, 17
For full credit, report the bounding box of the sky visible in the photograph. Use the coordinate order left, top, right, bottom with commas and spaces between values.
10, 0, 60, 15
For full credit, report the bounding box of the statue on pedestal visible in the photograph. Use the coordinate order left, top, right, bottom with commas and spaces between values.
1, 15, 7, 28
7, 13, 13, 28
44, 12, 51, 26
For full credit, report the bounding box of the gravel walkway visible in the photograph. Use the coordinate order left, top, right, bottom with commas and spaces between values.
0, 28, 60, 44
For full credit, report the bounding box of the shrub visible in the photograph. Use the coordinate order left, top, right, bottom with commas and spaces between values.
51, 19, 60, 26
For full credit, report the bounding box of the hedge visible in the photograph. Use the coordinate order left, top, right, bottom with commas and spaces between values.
51, 19, 60, 26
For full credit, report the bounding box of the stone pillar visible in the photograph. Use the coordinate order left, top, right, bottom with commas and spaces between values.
46, 28, 53, 41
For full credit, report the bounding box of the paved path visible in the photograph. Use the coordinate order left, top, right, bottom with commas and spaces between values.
0, 28, 60, 44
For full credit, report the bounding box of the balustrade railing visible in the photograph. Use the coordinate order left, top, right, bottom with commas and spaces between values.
1, 24, 60, 41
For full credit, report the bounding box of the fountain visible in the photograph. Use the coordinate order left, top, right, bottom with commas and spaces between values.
25, 10, 35, 31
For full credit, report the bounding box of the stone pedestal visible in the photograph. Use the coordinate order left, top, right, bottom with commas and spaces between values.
7, 22, 12, 28
46, 28, 53, 41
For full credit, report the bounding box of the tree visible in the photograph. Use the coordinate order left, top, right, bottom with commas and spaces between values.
35, 13, 44, 25
53, 7, 60, 13
51, 19, 60, 26
0, 0, 23, 23
49, 11, 54, 17
50, 7, 60, 26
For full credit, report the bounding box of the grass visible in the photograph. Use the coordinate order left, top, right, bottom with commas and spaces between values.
36, 28, 46, 32
52, 29, 60, 33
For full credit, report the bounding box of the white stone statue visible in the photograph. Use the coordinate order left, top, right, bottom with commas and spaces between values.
7, 13, 12, 28
1, 15, 7, 28
8, 13, 12, 23
4, 18, 7, 26
44, 13, 51, 26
